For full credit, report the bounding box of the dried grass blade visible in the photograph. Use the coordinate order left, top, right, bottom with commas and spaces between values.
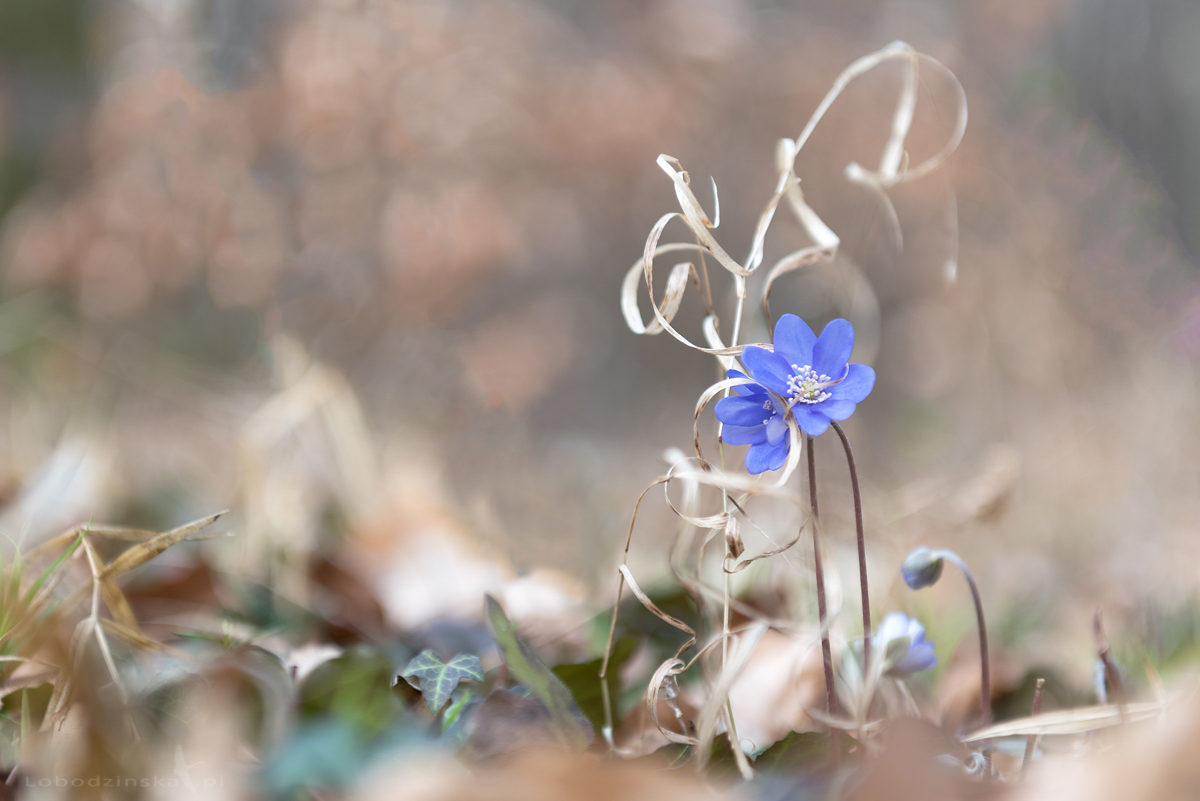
743, 166, 796, 273
760, 180, 840, 323
625, 214, 745, 354
618, 565, 695, 659
96, 511, 225, 581
791, 41, 966, 184
40, 672, 72, 732
25, 524, 182, 564
657, 155, 747, 278
621, 242, 708, 335
964, 701, 1167, 741
646, 657, 695, 746
22, 531, 83, 605
877, 45, 918, 180
99, 579, 139, 630
81, 538, 130, 707
692, 377, 805, 490
55, 512, 226, 614
0, 669, 58, 703
99, 618, 182, 654
693, 622, 767, 775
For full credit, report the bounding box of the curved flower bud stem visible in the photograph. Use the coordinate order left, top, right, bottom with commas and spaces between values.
806, 436, 839, 755
937, 549, 991, 727
831, 421, 871, 682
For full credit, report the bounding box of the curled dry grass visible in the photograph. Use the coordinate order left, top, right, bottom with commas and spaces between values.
608, 41, 967, 773
603, 36, 1200, 798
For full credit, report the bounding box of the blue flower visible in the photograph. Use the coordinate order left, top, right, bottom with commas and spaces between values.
714, 315, 875, 474
873, 612, 937, 676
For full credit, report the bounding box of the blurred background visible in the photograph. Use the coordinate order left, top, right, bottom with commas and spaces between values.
1, 0, 1199, 677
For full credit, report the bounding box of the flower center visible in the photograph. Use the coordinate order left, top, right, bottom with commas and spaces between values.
786, 364, 832, 404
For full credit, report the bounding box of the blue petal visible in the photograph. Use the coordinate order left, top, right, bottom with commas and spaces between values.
874, 613, 908, 643
765, 414, 788, 445
790, 405, 831, 437
741, 346, 793, 396
745, 439, 789, 474
772, 314, 816, 366
895, 642, 937, 674
818, 398, 857, 420
726, 369, 763, 397
715, 396, 771, 427
812, 319, 855, 378
721, 424, 766, 446
829, 363, 875, 404
766, 441, 790, 470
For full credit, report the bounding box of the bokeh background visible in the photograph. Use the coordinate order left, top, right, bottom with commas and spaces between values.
1, 0, 1199, 678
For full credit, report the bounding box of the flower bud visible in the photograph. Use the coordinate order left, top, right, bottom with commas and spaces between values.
901, 546, 944, 590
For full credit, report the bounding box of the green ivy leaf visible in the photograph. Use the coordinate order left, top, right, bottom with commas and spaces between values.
485, 595, 592, 750
399, 650, 484, 714
440, 685, 478, 742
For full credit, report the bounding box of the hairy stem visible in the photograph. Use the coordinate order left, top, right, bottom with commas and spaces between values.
807, 436, 839, 758
831, 421, 870, 684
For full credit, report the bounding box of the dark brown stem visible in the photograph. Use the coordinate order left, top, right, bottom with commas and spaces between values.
1020, 677, 1045, 777
807, 436, 839, 761
831, 421, 870, 683
1094, 611, 1125, 718
960, 561, 992, 727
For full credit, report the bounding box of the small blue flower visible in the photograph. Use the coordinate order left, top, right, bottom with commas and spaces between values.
714, 315, 875, 474
873, 612, 937, 676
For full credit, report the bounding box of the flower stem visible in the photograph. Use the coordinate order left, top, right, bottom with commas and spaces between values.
939, 550, 991, 726
831, 421, 870, 684
1093, 611, 1125, 716
1019, 677, 1044, 777
807, 435, 839, 758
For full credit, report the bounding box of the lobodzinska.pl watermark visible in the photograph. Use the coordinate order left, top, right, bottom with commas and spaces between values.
24, 775, 225, 789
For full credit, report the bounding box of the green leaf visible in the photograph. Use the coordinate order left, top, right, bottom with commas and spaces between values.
641, 738, 741, 775
399, 650, 484, 714
704, 735, 743, 777
299, 646, 407, 739
440, 685, 478, 742
485, 595, 592, 750
551, 636, 637, 734
752, 730, 841, 772
654, 730, 847, 778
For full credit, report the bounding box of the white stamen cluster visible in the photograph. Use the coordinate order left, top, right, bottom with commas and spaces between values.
786, 364, 832, 404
